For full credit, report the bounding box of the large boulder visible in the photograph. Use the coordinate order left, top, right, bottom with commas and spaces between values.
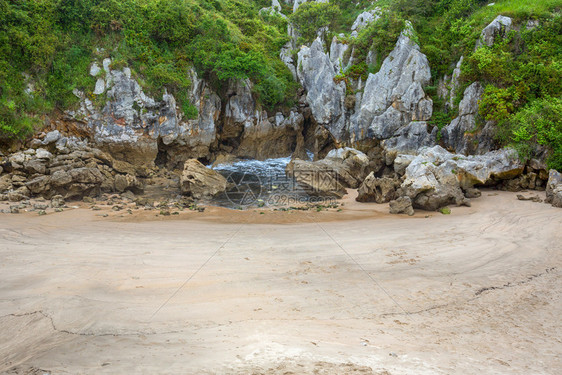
356, 173, 401, 203
286, 147, 369, 198
400, 146, 524, 210
546, 169, 562, 208
286, 159, 347, 198
180, 159, 227, 199
114, 174, 144, 194
323, 147, 370, 188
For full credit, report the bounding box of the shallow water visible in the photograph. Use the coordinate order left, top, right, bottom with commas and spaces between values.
210, 154, 314, 208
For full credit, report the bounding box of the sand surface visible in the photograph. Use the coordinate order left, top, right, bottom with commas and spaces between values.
0, 190, 561, 374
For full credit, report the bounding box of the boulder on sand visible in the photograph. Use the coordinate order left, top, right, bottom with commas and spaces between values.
389, 196, 415, 216
286, 147, 370, 198
546, 169, 562, 208
180, 159, 227, 199
356, 173, 401, 203
399, 146, 524, 211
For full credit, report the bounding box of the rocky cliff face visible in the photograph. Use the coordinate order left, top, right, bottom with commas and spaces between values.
294, 20, 434, 155
351, 23, 433, 142
68, 58, 304, 170
62, 5, 515, 171
297, 38, 346, 141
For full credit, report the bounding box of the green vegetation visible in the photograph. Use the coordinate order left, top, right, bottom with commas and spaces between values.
497, 96, 562, 170
1, 0, 561, 169
440, 207, 452, 215
386, 0, 562, 169
0, 0, 293, 141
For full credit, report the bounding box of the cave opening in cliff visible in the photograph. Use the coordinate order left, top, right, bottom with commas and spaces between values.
154, 137, 169, 168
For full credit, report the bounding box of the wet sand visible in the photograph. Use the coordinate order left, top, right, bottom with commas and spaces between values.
0, 190, 561, 374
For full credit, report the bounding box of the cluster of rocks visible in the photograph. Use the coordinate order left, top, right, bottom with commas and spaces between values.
0, 130, 144, 202
1, 195, 66, 215
286, 144, 560, 216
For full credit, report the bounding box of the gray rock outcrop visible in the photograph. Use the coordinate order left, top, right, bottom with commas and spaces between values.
383, 121, 437, 154
442, 82, 495, 155
350, 9, 380, 37
237, 111, 304, 160
66, 58, 306, 169
297, 38, 347, 141
350, 23, 433, 145
0, 136, 144, 200
438, 56, 463, 112
399, 145, 524, 210
476, 15, 513, 49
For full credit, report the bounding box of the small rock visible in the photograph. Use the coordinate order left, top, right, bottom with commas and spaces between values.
90, 62, 101, 76
83, 196, 95, 204
42, 130, 61, 145
517, 194, 542, 203
10, 206, 19, 214
389, 196, 414, 216
35, 148, 53, 160
38, 210, 47, 215
51, 195, 65, 208
464, 187, 481, 198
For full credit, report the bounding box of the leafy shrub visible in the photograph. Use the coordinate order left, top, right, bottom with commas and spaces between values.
498, 97, 562, 171
0, 0, 296, 144
290, 2, 341, 45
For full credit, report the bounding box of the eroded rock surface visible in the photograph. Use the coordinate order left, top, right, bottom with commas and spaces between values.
356, 173, 401, 203
297, 38, 346, 141
286, 147, 370, 198
351, 23, 432, 145
0, 133, 144, 200
399, 146, 524, 210
180, 159, 227, 199
546, 169, 562, 208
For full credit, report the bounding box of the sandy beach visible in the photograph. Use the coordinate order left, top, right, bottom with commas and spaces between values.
1, 190, 561, 374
